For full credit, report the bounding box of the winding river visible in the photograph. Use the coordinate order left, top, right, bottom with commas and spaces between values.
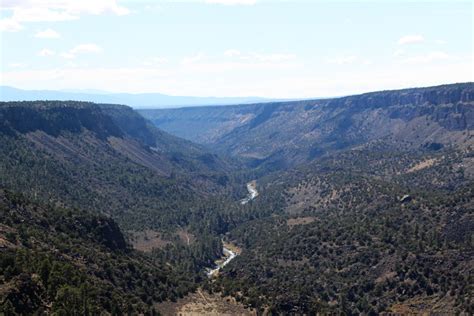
240, 180, 259, 205
206, 246, 237, 277
206, 181, 258, 277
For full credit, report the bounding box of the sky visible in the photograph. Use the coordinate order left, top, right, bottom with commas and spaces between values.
0, 0, 473, 98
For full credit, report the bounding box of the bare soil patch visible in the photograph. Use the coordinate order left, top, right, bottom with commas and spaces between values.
130, 230, 171, 252
286, 216, 316, 227
406, 158, 438, 173
156, 288, 256, 316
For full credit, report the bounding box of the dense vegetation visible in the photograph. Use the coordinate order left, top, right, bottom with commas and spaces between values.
0, 101, 239, 231
0, 188, 203, 314
1, 84, 473, 314
0, 101, 238, 313
210, 145, 474, 314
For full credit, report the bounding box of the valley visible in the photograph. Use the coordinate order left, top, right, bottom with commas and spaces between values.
141, 83, 473, 173
0, 83, 473, 314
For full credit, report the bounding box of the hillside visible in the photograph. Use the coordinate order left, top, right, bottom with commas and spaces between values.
0, 85, 473, 314
0, 101, 237, 231
141, 83, 474, 171
211, 144, 474, 314
0, 101, 248, 314
0, 188, 206, 314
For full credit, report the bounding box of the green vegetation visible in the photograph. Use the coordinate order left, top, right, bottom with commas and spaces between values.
210, 146, 474, 314
1, 85, 473, 314
0, 189, 199, 314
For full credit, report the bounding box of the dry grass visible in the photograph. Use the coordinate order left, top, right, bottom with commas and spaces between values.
388, 294, 457, 315
130, 230, 171, 252
156, 288, 256, 316
406, 158, 438, 173
286, 216, 316, 228
177, 228, 196, 246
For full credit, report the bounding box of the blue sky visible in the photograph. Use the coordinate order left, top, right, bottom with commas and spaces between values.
1, 0, 472, 98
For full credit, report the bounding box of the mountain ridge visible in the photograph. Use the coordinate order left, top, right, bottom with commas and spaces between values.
141, 82, 474, 172
0, 86, 286, 109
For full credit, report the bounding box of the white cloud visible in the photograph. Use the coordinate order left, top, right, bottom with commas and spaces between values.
205, 0, 257, 5
181, 53, 205, 64
362, 59, 372, 65
59, 52, 75, 59
58, 43, 102, 59
326, 55, 357, 65
253, 53, 296, 62
70, 43, 102, 54
35, 28, 60, 38
224, 50, 296, 62
142, 57, 169, 66
398, 34, 424, 45
8, 62, 28, 69
224, 49, 241, 57
401, 51, 449, 64
393, 49, 405, 57
0, 0, 129, 32
38, 48, 56, 57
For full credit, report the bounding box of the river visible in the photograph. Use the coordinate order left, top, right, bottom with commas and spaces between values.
240, 180, 259, 205
206, 181, 258, 277
206, 245, 238, 277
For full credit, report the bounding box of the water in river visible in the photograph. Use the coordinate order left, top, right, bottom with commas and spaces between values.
206, 246, 237, 277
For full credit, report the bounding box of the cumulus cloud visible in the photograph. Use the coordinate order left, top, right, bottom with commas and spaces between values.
398, 34, 424, 45
38, 48, 56, 57
0, 0, 129, 32
35, 28, 61, 38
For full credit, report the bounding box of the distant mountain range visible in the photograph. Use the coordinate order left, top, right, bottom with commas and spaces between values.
0, 86, 286, 109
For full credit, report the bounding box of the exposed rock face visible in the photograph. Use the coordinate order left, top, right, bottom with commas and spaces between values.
141, 83, 474, 171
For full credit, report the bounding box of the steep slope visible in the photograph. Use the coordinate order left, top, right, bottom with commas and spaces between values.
0, 101, 246, 313
141, 83, 474, 171
0, 188, 199, 314
0, 101, 235, 231
1, 86, 473, 315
